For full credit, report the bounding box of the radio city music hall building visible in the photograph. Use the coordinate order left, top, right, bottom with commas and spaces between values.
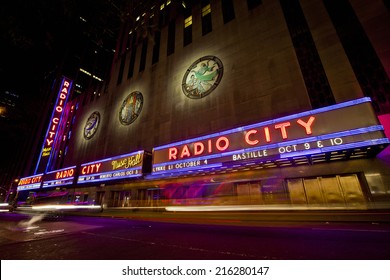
17, 0, 390, 211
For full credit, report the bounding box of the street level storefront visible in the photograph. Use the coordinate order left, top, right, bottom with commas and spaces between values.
16, 98, 390, 210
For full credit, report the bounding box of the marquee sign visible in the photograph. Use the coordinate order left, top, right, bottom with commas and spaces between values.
42, 166, 76, 188
152, 98, 389, 175
17, 174, 44, 191
77, 150, 148, 184
35, 77, 73, 173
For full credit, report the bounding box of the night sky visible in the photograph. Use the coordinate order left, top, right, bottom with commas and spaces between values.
0, 0, 124, 185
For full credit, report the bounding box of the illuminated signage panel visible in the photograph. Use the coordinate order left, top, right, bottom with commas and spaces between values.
17, 174, 43, 191
152, 98, 389, 175
35, 77, 73, 173
77, 150, 147, 184
42, 166, 76, 188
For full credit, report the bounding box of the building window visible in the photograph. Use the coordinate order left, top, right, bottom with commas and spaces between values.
152, 30, 161, 64
324, 0, 390, 114
139, 38, 148, 72
90, 90, 95, 102
159, 1, 171, 28
201, 2, 212, 35
126, 30, 133, 51
280, 0, 335, 109
183, 2, 193, 47
221, 0, 235, 24
167, 20, 175, 56
184, 15, 192, 28
383, 0, 390, 11
127, 36, 137, 79
247, 0, 262, 10
183, 16, 192, 46
117, 54, 126, 85
117, 25, 127, 56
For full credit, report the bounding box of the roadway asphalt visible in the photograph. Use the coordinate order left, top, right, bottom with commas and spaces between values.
68, 207, 390, 229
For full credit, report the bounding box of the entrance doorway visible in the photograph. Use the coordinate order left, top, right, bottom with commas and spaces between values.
287, 174, 365, 207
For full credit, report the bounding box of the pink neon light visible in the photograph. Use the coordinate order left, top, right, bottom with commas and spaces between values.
43, 79, 71, 150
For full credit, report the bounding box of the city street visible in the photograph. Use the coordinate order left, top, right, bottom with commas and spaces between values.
1, 211, 390, 260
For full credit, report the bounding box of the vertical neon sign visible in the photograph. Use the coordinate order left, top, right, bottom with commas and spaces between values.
35, 77, 73, 174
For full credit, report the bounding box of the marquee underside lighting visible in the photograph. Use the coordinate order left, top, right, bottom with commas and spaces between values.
42, 165, 76, 188
16, 98, 390, 190
77, 150, 147, 184
151, 98, 389, 176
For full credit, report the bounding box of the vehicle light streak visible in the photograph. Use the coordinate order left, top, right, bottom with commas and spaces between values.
164, 204, 366, 212
34, 229, 65, 235
31, 204, 102, 210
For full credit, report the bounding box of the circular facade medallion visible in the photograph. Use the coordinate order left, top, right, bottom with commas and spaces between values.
182, 55, 223, 99
119, 91, 143, 125
83, 111, 100, 140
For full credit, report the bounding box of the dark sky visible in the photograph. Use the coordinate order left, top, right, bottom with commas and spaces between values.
1, 1, 72, 87
0, 0, 124, 183
0, 0, 121, 93
0, 1, 70, 180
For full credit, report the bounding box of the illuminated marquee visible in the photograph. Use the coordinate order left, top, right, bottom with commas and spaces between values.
42, 166, 76, 188
35, 77, 73, 173
152, 98, 389, 175
77, 150, 147, 184
17, 174, 43, 191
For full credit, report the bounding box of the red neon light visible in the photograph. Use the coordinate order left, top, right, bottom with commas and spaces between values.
194, 142, 204, 155
165, 117, 316, 161
216, 137, 229, 151
274, 122, 291, 139
81, 163, 102, 175
180, 145, 191, 158
55, 168, 75, 179
208, 139, 212, 153
245, 130, 259, 146
264, 127, 271, 142
297, 116, 315, 135
169, 136, 231, 160
169, 148, 178, 160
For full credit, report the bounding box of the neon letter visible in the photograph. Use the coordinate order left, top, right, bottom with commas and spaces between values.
194, 142, 204, 156
168, 148, 178, 160
297, 116, 315, 135
245, 130, 259, 146
216, 137, 229, 151
275, 122, 291, 139
180, 145, 191, 158
264, 127, 271, 142
208, 140, 212, 153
